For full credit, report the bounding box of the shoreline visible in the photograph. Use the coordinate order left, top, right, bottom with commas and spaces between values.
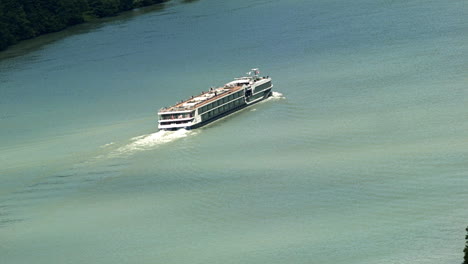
0, 0, 171, 52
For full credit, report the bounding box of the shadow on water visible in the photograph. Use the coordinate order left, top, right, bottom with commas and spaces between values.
0, 0, 198, 62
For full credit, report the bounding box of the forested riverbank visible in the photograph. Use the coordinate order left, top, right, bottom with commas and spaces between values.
0, 0, 168, 51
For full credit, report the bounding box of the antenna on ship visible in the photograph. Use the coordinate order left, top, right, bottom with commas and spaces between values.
249, 68, 260, 80
251, 68, 259, 76
246, 68, 259, 78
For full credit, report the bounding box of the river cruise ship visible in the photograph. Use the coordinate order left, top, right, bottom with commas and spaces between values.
158, 69, 273, 130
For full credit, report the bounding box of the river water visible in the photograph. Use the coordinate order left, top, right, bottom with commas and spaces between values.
1, 0, 467, 263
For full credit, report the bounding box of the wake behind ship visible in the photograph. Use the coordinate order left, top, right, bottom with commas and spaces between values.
158, 69, 273, 130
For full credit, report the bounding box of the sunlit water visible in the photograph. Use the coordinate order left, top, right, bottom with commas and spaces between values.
1, 0, 467, 263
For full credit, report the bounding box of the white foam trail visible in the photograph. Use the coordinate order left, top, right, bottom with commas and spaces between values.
105, 92, 283, 158
99, 142, 115, 148
271, 91, 285, 99
130, 135, 146, 141
111, 129, 193, 157
256, 91, 285, 106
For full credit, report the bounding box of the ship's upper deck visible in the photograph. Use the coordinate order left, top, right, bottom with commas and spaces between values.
158, 69, 268, 114
158, 83, 245, 114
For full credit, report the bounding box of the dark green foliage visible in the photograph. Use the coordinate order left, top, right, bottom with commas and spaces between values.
88, 0, 119, 17
0, 0, 168, 51
0, 0, 88, 50
464, 226, 468, 264
119, 0, 134, 11
134, 0, 167, 8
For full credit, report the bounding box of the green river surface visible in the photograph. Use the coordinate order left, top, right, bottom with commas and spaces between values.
0, 0, 467, 263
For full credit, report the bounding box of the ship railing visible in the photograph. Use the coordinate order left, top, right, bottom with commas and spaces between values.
159, 106, 195, 113
159, 116, 194, 122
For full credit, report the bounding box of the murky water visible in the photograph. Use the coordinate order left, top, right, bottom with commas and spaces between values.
1, 0, 467, 263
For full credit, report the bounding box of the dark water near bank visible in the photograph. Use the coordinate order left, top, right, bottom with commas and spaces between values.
1, 0, 467, 263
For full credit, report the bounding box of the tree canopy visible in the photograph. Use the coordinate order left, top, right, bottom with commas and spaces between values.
0, 0, 167, 51
464, 226, 468, 264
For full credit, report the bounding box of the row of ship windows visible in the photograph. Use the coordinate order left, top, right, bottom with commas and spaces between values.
160, 112, 194, 120
198, 91, 244, 114
253, 81, 271, 93
160, 120, 191, 125
248, 92, 265, 101
201, 98, 244, 121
